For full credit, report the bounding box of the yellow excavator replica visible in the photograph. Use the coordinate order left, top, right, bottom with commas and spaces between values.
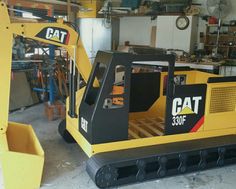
2, 1, 236, 188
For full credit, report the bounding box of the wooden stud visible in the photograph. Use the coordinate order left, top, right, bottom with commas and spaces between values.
129, 121, 153, 137
147, 118, 165, 130
137, 120, 164, 136
128, 129, 140, 139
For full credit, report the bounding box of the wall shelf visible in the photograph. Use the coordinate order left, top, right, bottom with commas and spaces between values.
204, 24, 236, 59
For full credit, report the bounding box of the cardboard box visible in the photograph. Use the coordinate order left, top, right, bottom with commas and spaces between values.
78, 0, 102, 18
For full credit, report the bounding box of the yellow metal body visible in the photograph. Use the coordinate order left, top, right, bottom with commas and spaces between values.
66, 70, 236, 157
0, 2, 92, 188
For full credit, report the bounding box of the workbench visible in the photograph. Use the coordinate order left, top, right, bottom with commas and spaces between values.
133, 61, 221, 74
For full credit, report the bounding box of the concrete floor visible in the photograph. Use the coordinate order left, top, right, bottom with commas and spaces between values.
1, 104, 236, 189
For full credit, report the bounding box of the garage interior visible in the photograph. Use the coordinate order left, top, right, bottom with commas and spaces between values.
1, 0, 236, 189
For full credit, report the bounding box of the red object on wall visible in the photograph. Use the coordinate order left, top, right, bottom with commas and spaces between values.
208, 17, 218, 25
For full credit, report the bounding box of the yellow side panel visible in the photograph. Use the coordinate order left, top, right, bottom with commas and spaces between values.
66, 117, 93, 157
194, 71, 219, 83
205, 113, 236, 130
72, 125, 236, 157
1, 152, 44, 189
91, 128, 236, 156
66, 87, 94, 156
204, 82, 236, 131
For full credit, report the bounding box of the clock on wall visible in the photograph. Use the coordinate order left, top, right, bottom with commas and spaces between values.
176, 16, 190, 30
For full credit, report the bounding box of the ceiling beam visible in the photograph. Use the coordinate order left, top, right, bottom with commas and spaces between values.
7, 0, 79, 14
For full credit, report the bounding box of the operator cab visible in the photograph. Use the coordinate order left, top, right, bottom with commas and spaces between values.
79, 51, 216, 144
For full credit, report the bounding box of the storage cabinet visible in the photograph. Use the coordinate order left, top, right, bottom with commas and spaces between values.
119, 16, 156, 46
78, 18, 120, 63
156, 16, 198, 53
220, 66, 236, 76
204, 25, 236, 59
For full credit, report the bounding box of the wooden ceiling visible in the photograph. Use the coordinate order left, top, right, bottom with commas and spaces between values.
6, 0, 80, 15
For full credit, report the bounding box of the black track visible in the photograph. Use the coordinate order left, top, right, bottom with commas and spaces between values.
86, 135, 236, 188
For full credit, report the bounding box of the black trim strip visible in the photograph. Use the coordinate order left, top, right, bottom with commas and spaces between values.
208, 76, 236, 83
